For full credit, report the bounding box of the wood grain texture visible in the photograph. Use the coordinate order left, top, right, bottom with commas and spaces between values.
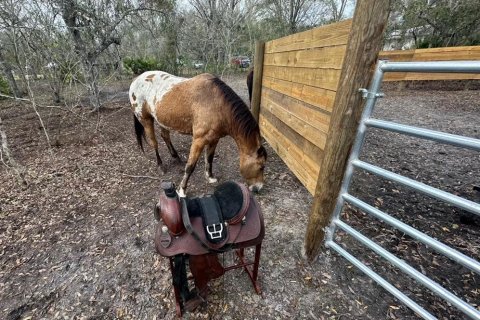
259, 114, 319, 194
263, 45, 347, 69
404, 73, 480, 80
262, 76, 336, 112
251, 41, 265, 121
262, 88, 331, 134
304, 0, 390, 259
264, 20, 352, 54
260, 111, 321, 177
260, 107, 324, 165
263, 65, 341, 91
379, 46, 480, 81
261, 88, 329, 150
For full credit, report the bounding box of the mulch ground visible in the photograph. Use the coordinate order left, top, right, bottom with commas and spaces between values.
0, 76, 479, 320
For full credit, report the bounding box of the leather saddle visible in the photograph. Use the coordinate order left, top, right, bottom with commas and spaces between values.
155, 181, 264, 256
153, 181, 264, 316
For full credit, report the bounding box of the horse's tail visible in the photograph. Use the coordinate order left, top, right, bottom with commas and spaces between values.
133, 115, 145, 152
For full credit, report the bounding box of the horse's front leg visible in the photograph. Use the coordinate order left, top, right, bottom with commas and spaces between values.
160, 128, 182, 163
178, 138, 207, 197
204, 139, 219, 184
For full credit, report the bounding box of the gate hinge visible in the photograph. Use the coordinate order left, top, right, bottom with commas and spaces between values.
358, 88, 384, 99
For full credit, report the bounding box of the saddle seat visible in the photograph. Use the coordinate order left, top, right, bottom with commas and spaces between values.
155, 181, 264, 256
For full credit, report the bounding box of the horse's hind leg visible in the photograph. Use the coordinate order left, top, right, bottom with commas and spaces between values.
178, 137, 207, 197
160, 128, 181, 162
142, 116, 165, 172
204, 139, 219, 183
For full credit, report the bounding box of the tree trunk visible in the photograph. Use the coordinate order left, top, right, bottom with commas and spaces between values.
0, 49, 22, 98
115, 47, 124, 79
61, 0, 101, 110
0, 115, 26, 184
164, 16, 179, 75
84, 59, 101, 110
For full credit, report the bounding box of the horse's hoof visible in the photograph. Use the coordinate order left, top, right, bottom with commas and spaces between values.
174, 156, 183, 164
177, 188, 186, 198
207, 177, 217, 184
205, 172, 217, 183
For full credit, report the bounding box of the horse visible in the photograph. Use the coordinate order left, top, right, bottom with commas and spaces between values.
129, 71, 267, 197
247, 68, 254, 104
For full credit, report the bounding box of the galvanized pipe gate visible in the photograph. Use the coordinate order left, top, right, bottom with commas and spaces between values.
325, 60, 480, 320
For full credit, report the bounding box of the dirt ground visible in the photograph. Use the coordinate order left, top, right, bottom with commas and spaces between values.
0, 75, 479, 320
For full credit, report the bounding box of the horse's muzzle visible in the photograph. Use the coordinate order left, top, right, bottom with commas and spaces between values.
249, 183, 263, 193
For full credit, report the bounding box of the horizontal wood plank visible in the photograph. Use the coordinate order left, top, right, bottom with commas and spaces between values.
260, 107, 324, 165
260, 115, 318, 194
404, 73, 480, 81
410, 46, 480, 53
263, 45, 347, 70
265, 20, 352, 54
263, 65, 341, 91
378, 50, 415, 61
262, 76, 336, 112
261, 89, 329, 150
379, 46, 480, 81
262, 87, 330, 134
260, 112, 320, 179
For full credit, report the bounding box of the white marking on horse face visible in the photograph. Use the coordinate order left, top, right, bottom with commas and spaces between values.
248, 182, 263, 193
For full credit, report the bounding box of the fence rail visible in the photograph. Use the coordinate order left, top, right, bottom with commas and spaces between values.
326, 60, 480, 319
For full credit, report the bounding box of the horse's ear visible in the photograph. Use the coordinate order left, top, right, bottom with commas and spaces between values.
257, 145, 267, 159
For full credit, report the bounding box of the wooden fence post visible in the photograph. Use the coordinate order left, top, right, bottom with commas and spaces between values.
304, 0, 391, 260
251, 41, 265, 122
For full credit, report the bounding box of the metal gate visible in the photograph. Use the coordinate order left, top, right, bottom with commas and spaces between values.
325, 60, 480, 320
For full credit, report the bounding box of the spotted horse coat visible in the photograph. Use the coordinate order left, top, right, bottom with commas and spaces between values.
129, 71, 267, 197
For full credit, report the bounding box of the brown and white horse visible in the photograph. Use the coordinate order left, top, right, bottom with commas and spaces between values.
129, 71, 267, 197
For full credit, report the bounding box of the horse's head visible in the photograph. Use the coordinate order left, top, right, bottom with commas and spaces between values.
240, 144, 267, 193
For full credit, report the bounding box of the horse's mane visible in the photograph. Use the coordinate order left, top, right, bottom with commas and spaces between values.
211, 77, 260, 141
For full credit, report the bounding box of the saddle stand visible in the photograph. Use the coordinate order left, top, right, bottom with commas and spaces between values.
154, 181, 265, 317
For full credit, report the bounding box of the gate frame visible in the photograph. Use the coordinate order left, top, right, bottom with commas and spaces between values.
325, 60, 480, 320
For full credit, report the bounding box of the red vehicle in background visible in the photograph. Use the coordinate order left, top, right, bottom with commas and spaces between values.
231, 56, 251, 68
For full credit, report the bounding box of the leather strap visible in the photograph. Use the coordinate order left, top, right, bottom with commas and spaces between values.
199, 196, 228, 243
181, 198, 230, 253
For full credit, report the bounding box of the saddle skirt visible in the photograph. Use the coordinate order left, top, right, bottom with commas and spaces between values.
155, 181, 265, 256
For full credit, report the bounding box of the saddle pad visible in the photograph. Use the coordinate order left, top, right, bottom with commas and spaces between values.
155, 196, 264, 256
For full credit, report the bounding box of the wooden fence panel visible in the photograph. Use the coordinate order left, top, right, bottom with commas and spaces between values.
261, 77, 336, 112
263, 45, 346, 69
259, 20, 352, 194
264, 20, 352, 54
379, 46, 480, 81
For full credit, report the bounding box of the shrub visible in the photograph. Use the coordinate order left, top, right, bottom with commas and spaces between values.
123, 57, 163, 75
0, 75, 11, 97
